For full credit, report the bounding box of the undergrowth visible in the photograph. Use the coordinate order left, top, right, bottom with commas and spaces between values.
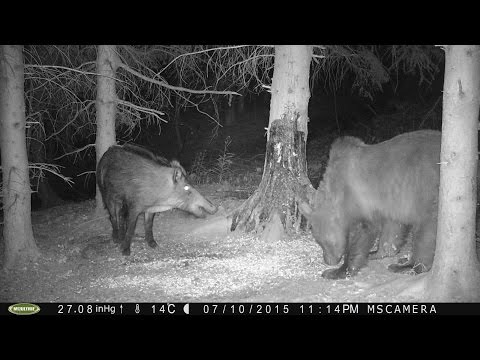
189, 136, 262, 188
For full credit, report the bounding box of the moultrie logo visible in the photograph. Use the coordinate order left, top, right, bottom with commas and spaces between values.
8, 303, 41, 315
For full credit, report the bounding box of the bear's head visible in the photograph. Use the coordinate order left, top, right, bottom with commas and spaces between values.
299, 192, 347, 266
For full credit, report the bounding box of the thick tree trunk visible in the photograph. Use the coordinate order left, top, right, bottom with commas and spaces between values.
399, 45, 480, 301
0, 45, 39, 269
426, 45, 480, 301
230, 45, 315, 240
95, 45, 119, 214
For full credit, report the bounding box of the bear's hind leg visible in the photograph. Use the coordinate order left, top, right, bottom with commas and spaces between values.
370, 220, 407, 259
388, 258, 414, 273
388, 219, 436, 274
410, 218, 436, 274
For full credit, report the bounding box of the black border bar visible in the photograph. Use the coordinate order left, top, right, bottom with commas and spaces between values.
2, 302, 480, 316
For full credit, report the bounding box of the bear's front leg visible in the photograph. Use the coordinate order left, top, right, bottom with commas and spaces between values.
322, 263, 349, 279
322, 221, 372, 279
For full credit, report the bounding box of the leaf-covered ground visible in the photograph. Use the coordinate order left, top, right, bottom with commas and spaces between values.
0, 184, 429, 304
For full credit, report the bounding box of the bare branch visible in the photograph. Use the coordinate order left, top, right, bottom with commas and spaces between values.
77, 170, 95, 177
28, 163, 74, 187
158, 45, 263, 76
26, 63, 98, 78
116, 99, 167, 123
117, 62, 239, 96
53, 143, 95, 161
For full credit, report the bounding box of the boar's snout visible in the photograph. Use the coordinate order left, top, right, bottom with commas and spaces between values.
203, 200, 218, 215
189, 199, 217, 218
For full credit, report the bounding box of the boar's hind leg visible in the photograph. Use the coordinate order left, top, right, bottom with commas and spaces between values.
108, 200, 125, 244
144, 212, 158, 248
120, 206, 141, 256
115, 202, 127, 244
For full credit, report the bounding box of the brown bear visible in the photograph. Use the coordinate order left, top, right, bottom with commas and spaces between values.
318, 219, 409, 279
299, 130, 442, 279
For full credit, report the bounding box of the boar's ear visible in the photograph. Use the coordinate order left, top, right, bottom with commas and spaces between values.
298, 200, 313, 219
172, 167, 185, 183
170, 160, 186, 177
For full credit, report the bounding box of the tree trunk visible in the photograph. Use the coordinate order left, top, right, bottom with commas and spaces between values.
95, 45, 119, 214
230, 45, 315, 240
427, 45, 480, 301
399, 45, 480, 301
0, 45, 39, 269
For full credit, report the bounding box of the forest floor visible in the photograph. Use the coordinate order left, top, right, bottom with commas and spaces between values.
0, 183, 434, 305
2, 105, 477, 309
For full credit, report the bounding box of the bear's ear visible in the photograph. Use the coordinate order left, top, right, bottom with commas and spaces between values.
298, 200, 313, 219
